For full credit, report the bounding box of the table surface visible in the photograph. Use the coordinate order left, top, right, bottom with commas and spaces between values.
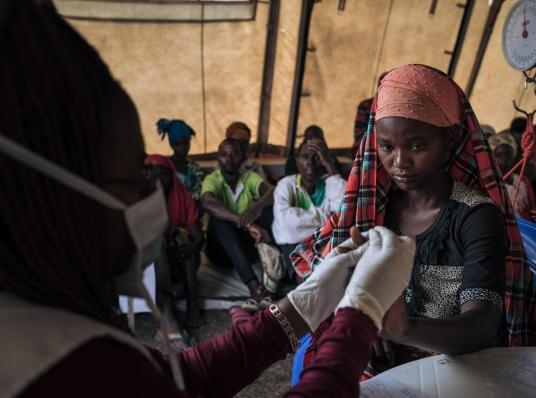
384, 347, 536, 398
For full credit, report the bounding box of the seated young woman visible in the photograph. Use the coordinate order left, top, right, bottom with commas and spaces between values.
488, 132, 536, 221
145, 155, 205, 329
272, 140, 346, 277
292, 64, 536, 373
157, 118, 204, 201
201, 138, 274, 303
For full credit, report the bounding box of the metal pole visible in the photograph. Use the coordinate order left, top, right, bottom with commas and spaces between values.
447, 0, 475, 77
256, 0, 281, 156
465, 0, 505, 98
286, 0, 315, 157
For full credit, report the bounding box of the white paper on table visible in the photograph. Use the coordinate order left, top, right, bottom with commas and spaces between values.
492, 351, 536, 397
360, 373, 423, 398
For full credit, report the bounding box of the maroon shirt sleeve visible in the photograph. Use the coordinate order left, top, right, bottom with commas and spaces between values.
22, 309, 376, 398
285, 309, 377, 398
179, 308, 291, 397
21, 310, 289, 398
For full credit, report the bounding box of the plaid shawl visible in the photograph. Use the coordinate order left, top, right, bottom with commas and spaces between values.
291, 65, 536, 346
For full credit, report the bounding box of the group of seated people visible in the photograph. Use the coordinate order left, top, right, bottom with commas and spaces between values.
151, 98, 536, 357
3, 2, 536, 397
145, 118, 348, 339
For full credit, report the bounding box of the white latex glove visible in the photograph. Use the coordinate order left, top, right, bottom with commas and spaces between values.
323, 235, 361, 260
336, 226, 415, 330
288, 240, 369, 331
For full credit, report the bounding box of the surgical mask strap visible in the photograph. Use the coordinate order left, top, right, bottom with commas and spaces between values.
139, 282, 186, 391
0, 135, 126, 211
0, 135, 184, 388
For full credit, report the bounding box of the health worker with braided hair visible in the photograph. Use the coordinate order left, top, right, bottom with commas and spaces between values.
0, 1, 416, 397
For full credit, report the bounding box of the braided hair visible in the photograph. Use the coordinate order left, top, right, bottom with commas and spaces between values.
0, 0, 128, 330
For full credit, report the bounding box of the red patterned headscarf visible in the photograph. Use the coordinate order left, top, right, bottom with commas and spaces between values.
144, 155, 198, 230
291, 64, 536, 346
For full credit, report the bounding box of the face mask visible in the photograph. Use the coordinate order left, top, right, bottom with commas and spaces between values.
0, 134, 168, 297
0, 135, 185, 390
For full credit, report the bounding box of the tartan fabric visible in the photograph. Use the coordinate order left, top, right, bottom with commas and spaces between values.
354, 97, 373, 143
291, 65, 536, 346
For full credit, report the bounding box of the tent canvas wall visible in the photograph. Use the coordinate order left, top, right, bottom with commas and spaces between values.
55, 0, 536, 156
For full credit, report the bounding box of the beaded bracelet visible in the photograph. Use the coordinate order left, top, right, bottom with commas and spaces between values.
268, 304, 300, 352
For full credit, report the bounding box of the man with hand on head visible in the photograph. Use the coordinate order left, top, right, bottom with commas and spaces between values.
285, 125, 343, 177
273, 140, 346, 278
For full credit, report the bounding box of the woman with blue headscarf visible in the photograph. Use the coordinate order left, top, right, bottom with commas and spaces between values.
157, 119, 204, 201
157, 119, 205, 328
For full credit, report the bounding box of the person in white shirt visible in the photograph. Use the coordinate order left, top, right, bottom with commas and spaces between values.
272, 141, 346, 278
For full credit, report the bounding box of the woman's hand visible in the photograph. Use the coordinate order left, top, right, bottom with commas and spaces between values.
373, 338, 396, 366
381, 295, 410, 338
328, 226, 367, 256
373, 295, 409, 365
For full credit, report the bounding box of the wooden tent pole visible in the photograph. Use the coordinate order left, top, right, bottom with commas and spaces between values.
447, 0, 475, 77
465, 0, 505, 98
256, 0, 281, 156
286, 0, 315, 157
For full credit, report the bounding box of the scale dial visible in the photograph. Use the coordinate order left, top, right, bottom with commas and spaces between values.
502, 0, 536, 71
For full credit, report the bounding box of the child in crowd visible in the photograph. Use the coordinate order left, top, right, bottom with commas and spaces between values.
273, 140, 346, 277
201, 138, 274, 304
157, 119, 204, 200
292, 64, 536, 377
225, 121, 266, 179
489, 132, 536, 221
145, 155, 205, 329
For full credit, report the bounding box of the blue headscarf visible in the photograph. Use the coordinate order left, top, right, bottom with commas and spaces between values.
156, 119, 195, 145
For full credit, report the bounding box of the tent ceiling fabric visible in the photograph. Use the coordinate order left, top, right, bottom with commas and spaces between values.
297, 0, 465, 149
70, 1, 270, 156
66, 0, 535, 156
53, 0, 257, 22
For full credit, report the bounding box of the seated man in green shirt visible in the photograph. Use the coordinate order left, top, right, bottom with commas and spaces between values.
201, 138, 274, 303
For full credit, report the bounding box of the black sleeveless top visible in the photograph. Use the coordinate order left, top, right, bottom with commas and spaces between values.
384, 180, 507, 320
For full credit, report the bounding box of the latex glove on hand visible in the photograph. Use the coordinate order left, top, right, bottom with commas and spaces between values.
324, 227, 368, 259
287, 237, 369, 332
336, 226, 415, 330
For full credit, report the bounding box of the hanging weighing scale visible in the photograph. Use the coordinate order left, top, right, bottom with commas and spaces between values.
501, 0, 536, 262
502, 0, 536, 88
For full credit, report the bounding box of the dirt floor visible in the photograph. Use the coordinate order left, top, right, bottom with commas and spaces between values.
134, 310, 293, 398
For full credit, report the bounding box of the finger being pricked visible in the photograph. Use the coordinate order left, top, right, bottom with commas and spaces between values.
327, 227, 369, 258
